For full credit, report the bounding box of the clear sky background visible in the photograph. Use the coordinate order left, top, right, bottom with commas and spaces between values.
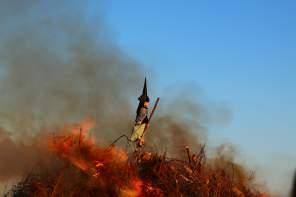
103, 0, 296, 195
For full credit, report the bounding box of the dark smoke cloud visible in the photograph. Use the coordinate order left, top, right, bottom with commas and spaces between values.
0, 0, 141, 139
0, 0, 142, 182
0, 127, 49, 182
146, 94, 208, 157
0, 0, 209, 182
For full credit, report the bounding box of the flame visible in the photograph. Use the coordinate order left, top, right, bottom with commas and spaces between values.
46, 119, 150, 196
7, 119, 269, 197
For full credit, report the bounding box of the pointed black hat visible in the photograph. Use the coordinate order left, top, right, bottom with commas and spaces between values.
138, 78, 150, 103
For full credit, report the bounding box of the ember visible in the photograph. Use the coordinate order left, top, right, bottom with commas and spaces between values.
5, 120, 269, 197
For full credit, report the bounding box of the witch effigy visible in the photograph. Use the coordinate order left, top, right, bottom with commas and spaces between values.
130, 78, 159, 147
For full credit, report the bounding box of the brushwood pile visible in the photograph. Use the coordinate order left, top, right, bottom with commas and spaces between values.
5, 125, 269, 197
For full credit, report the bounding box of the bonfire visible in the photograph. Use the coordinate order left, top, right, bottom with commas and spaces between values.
5, 120, 269, 197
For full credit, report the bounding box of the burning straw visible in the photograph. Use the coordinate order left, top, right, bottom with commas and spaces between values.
5, 120, 269, 197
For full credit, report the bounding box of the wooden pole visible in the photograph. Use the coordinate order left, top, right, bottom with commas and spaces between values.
141, 97, 160, 138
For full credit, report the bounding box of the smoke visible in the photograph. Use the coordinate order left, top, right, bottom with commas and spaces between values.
0, 0, 141, 138
0, 127, 50, 182
0, 0, 140, 182
0, 0, 209, 183
146, 95, 208, 157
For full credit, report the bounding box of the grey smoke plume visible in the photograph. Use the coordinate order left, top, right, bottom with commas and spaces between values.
0, 0, 143, 182
0, 0, 209, 182
0, 0, 141, 139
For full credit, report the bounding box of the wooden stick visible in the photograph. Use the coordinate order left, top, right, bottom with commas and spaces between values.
141, 97, 160, 138
148, 97, 160, 122
185, 146, 192, 165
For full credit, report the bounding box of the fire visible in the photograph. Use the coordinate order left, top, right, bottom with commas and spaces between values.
45, 119, 153, 196
6, 119, 269, 197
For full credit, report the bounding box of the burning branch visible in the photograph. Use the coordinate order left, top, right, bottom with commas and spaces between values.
6, 121, 269, 197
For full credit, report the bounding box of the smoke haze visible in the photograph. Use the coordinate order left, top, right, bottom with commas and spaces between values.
0, 0, 208, 184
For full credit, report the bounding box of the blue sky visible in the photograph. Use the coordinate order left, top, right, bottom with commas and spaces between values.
104, 0, 296, 194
